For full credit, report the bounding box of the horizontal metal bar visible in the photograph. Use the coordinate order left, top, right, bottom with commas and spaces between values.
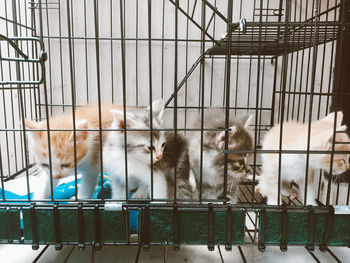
224, 149, 350, 154
0, 203, 332, 212
0, 127, 267, 132
40, 36, 215, 42
34, 103, 273, 111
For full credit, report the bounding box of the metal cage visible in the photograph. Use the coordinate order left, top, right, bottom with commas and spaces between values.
0, 0, 349, 261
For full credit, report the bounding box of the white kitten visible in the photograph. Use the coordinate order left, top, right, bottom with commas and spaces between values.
257, 112, 350, 205
103, 100, 168, 202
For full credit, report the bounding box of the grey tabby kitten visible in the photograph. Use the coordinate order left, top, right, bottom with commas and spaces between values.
189, 111, 253, 203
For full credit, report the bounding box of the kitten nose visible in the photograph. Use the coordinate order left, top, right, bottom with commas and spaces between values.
156, 154, 163, 161
53, 174, 62, 179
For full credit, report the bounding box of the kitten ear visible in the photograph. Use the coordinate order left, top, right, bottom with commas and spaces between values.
322, 111, 343, 127
109, 109, 137, 131
243, 115, 254, 129
148, 100, 165, 120
235, 114, 253, 129
74, 120, 89, 141
216, 125, 238, 150
24, 119, 42, 140
110, 109, 126, 129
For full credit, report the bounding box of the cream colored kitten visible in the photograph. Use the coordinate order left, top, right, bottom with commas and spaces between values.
25, 104, 121, 200
257, 112, 350, 205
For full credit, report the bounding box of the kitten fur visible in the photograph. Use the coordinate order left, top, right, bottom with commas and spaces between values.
257, 111, 350, 205
189, 111, 253, 203
25, 104, 122, 199
103, 100, 193, 202
154, 132, 194, 200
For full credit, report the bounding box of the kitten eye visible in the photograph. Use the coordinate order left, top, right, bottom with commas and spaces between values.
148, 145, 155, 151
238, 159, 245, 166
161, 143, 165, 147
61, 163, 71, 169
41, 163, 49, 168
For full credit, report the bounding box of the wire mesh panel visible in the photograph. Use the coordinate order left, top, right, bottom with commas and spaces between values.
0, 0, 350, 259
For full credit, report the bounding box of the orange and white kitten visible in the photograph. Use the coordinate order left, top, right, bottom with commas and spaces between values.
25, 105, 121, 200
257, 112, 350, 205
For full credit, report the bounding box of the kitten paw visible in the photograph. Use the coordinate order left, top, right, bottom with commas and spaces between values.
131, 190, 149, 199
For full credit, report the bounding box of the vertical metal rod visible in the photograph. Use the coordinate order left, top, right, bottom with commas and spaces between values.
276, 0, 291, 206
173, 0, 179, 201
12, 0, 31, 200
0, 0, 11, 179
234, 0, 243, 116
208, 0, 216, 108
291, 0, 301, 120
325, 0, 338, 113
110, 0, 114, 104
252, 0, 264, 202
58, 0, 65, 111
35, 0, 54, 201
44, 0, 53, 116
304, 0, 320, 206
83, 0, 89, 105
0, 146, 5, 200
17, 1, 26, 172
120, 0, 129, 203
223, 0, 233, 202
135, 0, 139, 105
93, 0, 104, 201
285, 0, 297, 121
184, 0, 190, 130
316, 0, 330, 120
66, 0, 78, 201
148, 0, 154, 201
326, 0, 346, 206
30, 0, 41, 120
296, 0, 308, 121
302, 0, 315, 124
257, 0, 269, 145
161, 0, 165, 100
198, 0, 206, 203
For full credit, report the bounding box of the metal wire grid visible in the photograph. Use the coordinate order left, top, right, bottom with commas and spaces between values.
0, 0, 348, 201
0, 0, 349, 258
